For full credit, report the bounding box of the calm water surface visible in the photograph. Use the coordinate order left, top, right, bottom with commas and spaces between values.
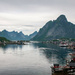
0, 42, 73, 75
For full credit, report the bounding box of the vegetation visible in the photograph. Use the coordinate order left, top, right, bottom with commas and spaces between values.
0, 37, 10, 42
70, 38, 75, 41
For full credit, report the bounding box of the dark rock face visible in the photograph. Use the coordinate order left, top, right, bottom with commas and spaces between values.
56, 15, 67, 22
32, 15, 75, 41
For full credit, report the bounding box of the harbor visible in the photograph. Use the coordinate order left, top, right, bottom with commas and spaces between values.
50, 39, 75, 75
51, 52, 75, 75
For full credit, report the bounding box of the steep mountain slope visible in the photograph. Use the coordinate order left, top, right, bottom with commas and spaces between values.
32, 15, 75, 41
29, 31, 37, 39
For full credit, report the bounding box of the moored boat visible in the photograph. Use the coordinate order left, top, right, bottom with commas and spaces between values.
59, 42, 68, 47
51, 52, 75, 75
51, 64, 63, 73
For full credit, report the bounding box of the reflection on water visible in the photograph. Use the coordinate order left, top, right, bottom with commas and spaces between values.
0, 42, 73, 75
32, 43, 74, 64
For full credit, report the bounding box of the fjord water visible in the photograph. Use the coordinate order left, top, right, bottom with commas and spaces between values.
0, 42, 73, 75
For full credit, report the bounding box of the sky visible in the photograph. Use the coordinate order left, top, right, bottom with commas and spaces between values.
0, 0, 75, 35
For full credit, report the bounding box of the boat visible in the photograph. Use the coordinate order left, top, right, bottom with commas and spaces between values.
51, 64, 63, 73
59, 42, 68, 47
51, 52, 75, 75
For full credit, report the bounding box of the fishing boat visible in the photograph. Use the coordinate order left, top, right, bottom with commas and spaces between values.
51, 52, 75, 75
51, 64, 63, 73
59, 42, 68, 47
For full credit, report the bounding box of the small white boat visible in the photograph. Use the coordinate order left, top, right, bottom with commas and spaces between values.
59, 42, 68, 47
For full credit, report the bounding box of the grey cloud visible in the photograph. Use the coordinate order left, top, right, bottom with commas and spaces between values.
0, 0, 75, 34
0, 0, 75, 13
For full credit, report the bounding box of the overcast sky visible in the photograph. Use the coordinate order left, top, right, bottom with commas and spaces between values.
0, 0, 75, 35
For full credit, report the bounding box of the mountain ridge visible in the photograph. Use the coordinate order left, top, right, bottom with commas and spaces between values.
0, 30, 37, 41
32, 15, 75, 41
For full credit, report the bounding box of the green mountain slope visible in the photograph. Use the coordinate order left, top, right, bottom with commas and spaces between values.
0, 37, 10, 42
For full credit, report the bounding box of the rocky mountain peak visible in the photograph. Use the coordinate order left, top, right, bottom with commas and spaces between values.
19, 31, 23, 34
2, 29, 8, 32
0, 30, 37, 41
32, 15, 75, 41
56, 15, 67, 22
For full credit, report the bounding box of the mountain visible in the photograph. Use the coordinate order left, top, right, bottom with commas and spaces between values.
0, 30, 37, 41
29, 31, 37, 39
32, 15, 75, 41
